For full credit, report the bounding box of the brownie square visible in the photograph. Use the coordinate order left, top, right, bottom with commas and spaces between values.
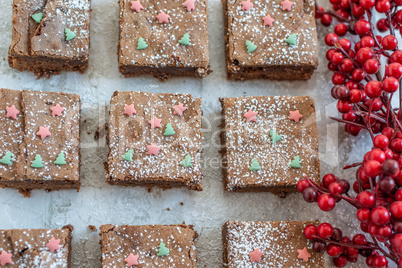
220, 96, 320, 195
222, 221, 325, 267
0, 89, 24, 183
224, 0, 319, 80
8, 0, 91, 77
118, 0, 211, 79
100, 224, 198, 267
0, 225, 73, 267
107, 91, 203, 191
0, 90, 81, 196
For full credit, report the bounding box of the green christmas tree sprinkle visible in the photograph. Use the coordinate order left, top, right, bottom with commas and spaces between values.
179, 33, 190, 45
31, 13, 44, 23
246, 40, 257, 53
289, 156, 301, 168
137, 37, 148, 50
65, 28, 76, 41
31, 155, 44, 168
180, 155, 192, 167
122, 149, 134, 162
0, 152, 13, 165
54, 152, 66, 165
270, 130, 282, 143
285, 33, 297, 46
157, 242, 169, 256
164, 123, 176, 136
249, 158, 261, 171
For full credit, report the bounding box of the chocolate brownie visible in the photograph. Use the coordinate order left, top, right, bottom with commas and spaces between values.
8, 0, 91, 77
106, 91, 203, 191
0, 90, 81, 196
0, 225, 73, 267
224, 0, 319, 80
222, 221, 325, 267
0, 89, 24, 184
99, 224, 198, 267
118, 0, 211, 79
220, 96, 320, 196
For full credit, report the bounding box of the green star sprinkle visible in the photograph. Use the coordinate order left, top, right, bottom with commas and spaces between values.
249, 158, 261, 171
54, 152, 66, 165
157, 242, 169, 256
31, 13, 44, 23
0, 152, 13, 165
65, 28, 76, 41
289, 156, 301, 168
122, 149, 134, 162
246, 40, 257, 53
270, 130, 282, 143
137, 37, 148, 50
179, 33, 190, 45
164, 123, 176, 136
180, 155, 192, 167
31, 154, 44, 168
285, 33, 297, 46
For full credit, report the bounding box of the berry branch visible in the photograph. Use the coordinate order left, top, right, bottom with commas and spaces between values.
299, 0, 402, 266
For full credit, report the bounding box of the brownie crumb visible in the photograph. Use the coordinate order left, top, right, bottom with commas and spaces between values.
88, 225, 97, 232
94, 123, 108, 140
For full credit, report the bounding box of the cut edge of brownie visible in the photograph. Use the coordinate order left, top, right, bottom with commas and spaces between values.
219, 96, 321, 197
222, 0, 318, 81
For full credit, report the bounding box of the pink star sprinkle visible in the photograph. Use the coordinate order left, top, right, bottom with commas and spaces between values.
50, 103, 65, 117
297, 247, 311, 262
6, 105, 19, 120
124, 104, 137, 117
173, 103, 187, 115
244, 109, 258, 122
46, 237, 61, 253
0, 250, 12, 266
147, 143, 161, 155
36, 126, 51, 140
241, 0, 254, 11
281, 0, 293, 10
125, 253, 139, 266
148, 116, 162, 129
262, 14, 275, 26
289, 110, 303, 122
156, 11, 170, 23
249, 248, 263, 262
130, 0, 144, 12
184, 0, 195, 11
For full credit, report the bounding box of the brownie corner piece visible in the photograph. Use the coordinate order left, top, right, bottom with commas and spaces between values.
118, 0, 210, 79
100, 224, 198, 267
220, 95, 320, 195
8, 0, 91, 77
0, 225, 73, 267
224, 0, 318, 80
222, 220, 325, 267
106, 91, 203, 191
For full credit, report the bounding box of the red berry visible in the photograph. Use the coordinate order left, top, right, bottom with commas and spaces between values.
390, 201, 402, 218
373, 255, 388, 268
377, 18, 388, 32
337, 100, 352, 113
315, 6, 324, 18
338, 39, 351, 51
357, 191, 375, 207
329, 182, 343, 195
352, 69, 366, 82
379, 176, 396, 193
339, 59, 354, 73
361, 36, 375, 47
370, 206, 390, 225
333, 255, 348, 267
382, 35, 398, 50
342, 111, 357, 121
321, 14, 333, 26
378, 224, 392, 238
352, 3, 365, 16
359, 0, 375, 9
332, 73, 346, 85
383, 77, 399, 93
313, 240, 327, 253
327, 244, 341, 257
375, 0, 391, 13
303, 187, 318, 202
334, 23, 348, 36
382, 127, 394, 139
349, 89, 362, 103
357, 208, 371, 222
303, 225, 317, 240
318, 194, 336, 211
296, 179, 309, 192
356, 47, 374, 64
365, 81, 382, 98
387, 62, 402, 79
345, 124, 362, 136
391, 138, 402, 153
317, 223, 333, 239
391, 50, 402, 64
325, 33, 338, 46
363, 59, 379, 74
382, 159, 399, 175
355, 19, 370, 35
328, 62, 338, 71
390, 234, 402, 256
322, 174, 337, 188
364, 160, 382, 177
326, 48, 337, 61
352, 233, 367, 245
331, 52, 344, 65
396, 10, 402, 24
373, 135, 389, 149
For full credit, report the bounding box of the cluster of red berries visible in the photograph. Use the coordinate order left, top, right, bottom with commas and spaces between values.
299, 0, 402, 266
